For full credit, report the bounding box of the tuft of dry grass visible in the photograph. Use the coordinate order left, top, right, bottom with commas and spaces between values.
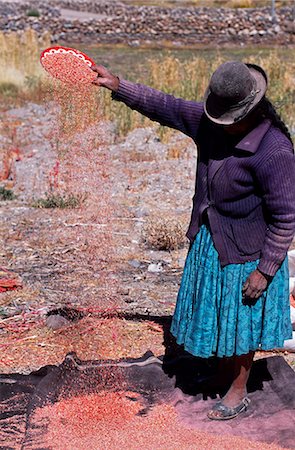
143, 216, 187, 251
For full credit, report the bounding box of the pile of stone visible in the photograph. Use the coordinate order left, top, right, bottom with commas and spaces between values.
0, 2, 60, 19
0, 0, 294, 46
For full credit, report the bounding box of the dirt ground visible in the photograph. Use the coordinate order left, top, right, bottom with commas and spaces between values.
0, 101, 294, 375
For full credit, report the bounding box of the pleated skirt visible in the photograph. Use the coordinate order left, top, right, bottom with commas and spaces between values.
170, 225, 292, 358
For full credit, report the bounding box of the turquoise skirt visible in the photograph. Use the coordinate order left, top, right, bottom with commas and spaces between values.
170, 225, 292, 358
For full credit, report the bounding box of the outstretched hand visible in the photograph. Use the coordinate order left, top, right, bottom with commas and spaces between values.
91, 65, 120, 92
242, 269, 269, 300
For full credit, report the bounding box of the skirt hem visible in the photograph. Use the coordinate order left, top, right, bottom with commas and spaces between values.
170, 225, 292, 358
171, 332, 292, 359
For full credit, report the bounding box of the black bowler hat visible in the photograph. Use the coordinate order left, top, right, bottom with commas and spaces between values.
204, 61, 268, 125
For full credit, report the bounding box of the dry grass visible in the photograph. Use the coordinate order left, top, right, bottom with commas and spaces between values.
247, 51, 295, 134
100, 50, 295, 140
125, 0, 292, 7
0, 29, 50, 105
0, 29, 294, 140
143, 216, 187, 251
0, 29, 50, 78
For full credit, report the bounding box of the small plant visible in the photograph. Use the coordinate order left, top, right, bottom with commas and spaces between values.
0, 307, 10, 318
32, 192, 87, 209
24, 75, 41, 91
0, 82, 19, 98
26, 9, 40, 17
143, 216, 187, 251
0, 186, 16, 200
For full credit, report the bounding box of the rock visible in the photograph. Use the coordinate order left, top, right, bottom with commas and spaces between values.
177, 257, 186, 268
133, 207, 149, 218
249, 29, 258, 36
117, 286, 130, 296
128, 259, 141, 268
124, 297, 135, 303
0, 1, 292, 46
46, 314, 70, 330
119, 127, 167, 162
148, 262, 164, 273
227, 27, 236, 35
238, 29, 250, 36
284, 20, 295, 34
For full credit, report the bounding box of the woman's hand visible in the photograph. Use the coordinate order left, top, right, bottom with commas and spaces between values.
91, 65, 120, 92
242, 269, 269, 300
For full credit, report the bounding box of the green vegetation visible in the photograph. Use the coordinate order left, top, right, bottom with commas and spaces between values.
32, 192, 87, 209
0, 186, 16, 200
26, 9, 40, 17
0, 82, 19, 97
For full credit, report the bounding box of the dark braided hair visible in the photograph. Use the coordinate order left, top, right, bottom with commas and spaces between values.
259, 97, 293, 145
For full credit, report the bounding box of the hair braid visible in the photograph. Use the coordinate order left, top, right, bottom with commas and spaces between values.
259, 97, 293, 145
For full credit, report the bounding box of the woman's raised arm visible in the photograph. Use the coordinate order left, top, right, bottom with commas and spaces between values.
92, 65, 203, 139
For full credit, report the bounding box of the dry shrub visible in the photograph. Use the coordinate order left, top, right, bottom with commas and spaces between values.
224, 0, 255, 7
143, 216, 187, 250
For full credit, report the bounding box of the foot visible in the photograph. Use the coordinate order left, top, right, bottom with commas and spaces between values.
220, 387, 247, 408
207, 397, 250, 420
207, 386, 248, 420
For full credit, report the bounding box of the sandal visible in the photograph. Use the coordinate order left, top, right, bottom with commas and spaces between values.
207, 397, 250, 420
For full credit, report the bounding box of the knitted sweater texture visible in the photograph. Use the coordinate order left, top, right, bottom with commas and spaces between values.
113, 80, 295, 276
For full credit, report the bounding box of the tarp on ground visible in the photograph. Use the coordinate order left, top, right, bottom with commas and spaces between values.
0, 352, 294, 449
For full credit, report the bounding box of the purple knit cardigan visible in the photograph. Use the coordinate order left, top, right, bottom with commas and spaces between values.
113, 80, 295, 277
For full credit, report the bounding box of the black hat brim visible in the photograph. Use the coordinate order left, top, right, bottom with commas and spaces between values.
204, 64, 267, 125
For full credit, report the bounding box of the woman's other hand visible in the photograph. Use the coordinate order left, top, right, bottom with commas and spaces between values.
242, 269, 269, 300
91, 65, 120, 92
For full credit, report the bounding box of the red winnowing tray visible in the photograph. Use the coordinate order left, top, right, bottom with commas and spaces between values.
40, 46, 97, 84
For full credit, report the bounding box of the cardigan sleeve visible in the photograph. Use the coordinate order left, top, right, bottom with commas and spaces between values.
256, 150, 295, 277
112, 79, 204, 139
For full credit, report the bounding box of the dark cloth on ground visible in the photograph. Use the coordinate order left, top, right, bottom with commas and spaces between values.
0, 352, 294, 449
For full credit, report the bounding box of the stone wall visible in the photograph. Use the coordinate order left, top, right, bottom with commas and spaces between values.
0, 0, 294, 46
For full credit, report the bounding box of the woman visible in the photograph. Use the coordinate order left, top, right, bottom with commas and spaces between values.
92, 61, 295, 420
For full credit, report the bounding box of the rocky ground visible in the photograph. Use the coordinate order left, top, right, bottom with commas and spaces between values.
0, 100, 294, 375
0, 100, 197, 373
0, 102, 196, 314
